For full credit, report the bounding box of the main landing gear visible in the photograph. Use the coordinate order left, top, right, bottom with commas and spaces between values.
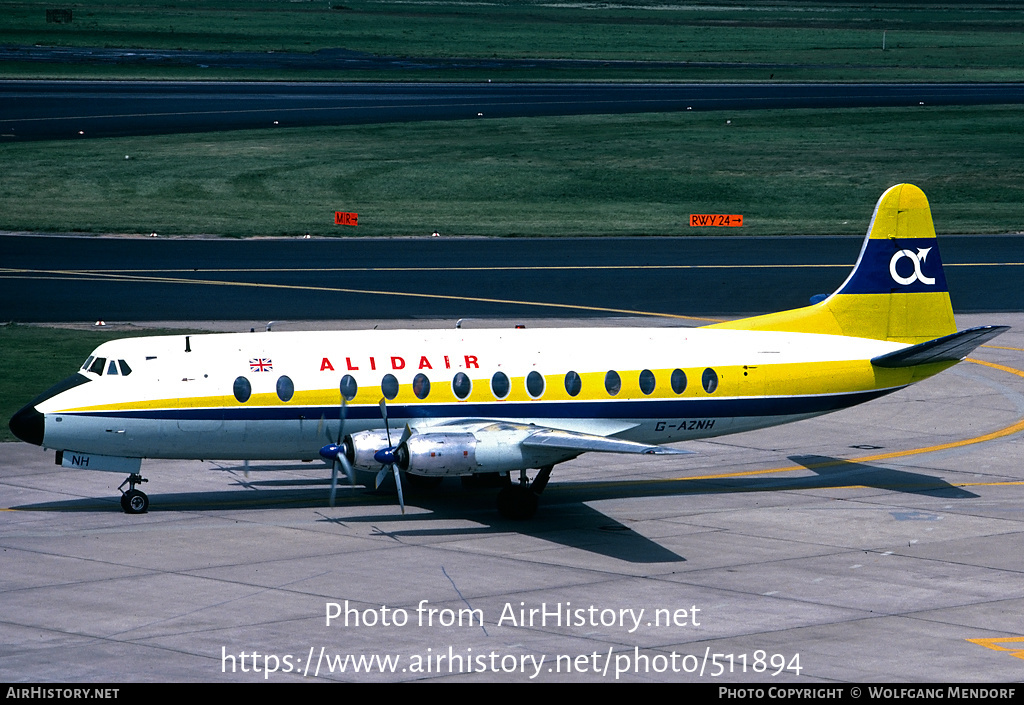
496, 465, 553, 520
118, 473, 149, 514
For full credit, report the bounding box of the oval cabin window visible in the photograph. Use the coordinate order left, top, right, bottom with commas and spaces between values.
526, 371, 545, 398
413, 373, 431, 400
564, 371, 582, 397
491, 371, 510, 400
233, 376, 252, 403
605, 370, 621, 396
276, 375, 294, 402
702, 368, 719, 394
452, 372, 472, 400
671, 369, 687, 394
639, 369, 656, 395
381, 374, 399, 400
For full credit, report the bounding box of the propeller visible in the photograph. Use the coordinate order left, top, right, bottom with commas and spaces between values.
318, 394, 354, 508
373, 398, 412, 515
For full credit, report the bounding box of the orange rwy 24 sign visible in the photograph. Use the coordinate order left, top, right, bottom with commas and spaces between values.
690, 214, 743, 227
335, 211, 358, 226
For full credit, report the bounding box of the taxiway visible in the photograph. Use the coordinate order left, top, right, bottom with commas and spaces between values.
1, 314, 1022, 682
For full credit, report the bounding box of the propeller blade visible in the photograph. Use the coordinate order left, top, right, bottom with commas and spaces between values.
379, 398, 392, 447
340, 448, 355, 486
324, 394, 349, 507
329, 459, 340, 507
337, 397, 347, 445
375, 464, 388, 490
393, 463, 405, 515
375, 398, 406, 514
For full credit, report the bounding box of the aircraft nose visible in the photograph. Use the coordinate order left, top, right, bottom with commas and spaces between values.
9, 404, 44, 446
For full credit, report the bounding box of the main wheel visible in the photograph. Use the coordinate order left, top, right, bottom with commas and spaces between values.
122, 489, 149, 514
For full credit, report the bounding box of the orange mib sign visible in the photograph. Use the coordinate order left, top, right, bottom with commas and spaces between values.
335, 211, 358, 226
690, 214, 743, 227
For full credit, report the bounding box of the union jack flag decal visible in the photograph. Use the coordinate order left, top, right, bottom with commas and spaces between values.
249, 358, 273, 373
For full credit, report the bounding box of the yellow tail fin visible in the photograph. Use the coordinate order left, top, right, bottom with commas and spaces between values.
705, 184, 956, 343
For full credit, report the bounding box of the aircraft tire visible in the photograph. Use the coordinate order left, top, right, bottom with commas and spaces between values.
122, 489, 149, 514
497, 485, 538, 520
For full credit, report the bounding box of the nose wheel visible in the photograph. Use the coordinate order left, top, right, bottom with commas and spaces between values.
118, 473, 149, 514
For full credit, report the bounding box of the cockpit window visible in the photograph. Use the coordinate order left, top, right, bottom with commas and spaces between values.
83, 356, 133, 376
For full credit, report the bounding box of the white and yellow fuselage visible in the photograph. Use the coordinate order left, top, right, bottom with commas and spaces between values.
8, 185, 1007, 515
32, 325, 927, 462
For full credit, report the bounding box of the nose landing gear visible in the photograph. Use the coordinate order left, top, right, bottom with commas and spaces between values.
118, 473, 149, 514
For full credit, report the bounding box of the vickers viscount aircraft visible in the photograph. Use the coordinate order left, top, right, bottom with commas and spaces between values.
9, 184, 1007, 519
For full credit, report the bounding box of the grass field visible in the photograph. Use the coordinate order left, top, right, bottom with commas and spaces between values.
2, 105, 1022, 237
2, 1, 1023, 82
1, 2, 1021, 237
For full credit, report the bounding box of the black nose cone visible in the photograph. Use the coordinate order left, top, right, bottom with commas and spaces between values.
9, 404, 44, 446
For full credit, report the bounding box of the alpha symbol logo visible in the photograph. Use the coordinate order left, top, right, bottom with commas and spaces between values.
889, 247, 936, 286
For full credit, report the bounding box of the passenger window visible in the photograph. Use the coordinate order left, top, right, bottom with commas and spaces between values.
702, 368, 719, 394
381, 374, 399, 400
413, 373, 431, 400
639, 369, 655, 395
276, 375, 294, 402
452, 372, 471, 400
233, 376, 252, 403
526, 371, 545, 398
118, 360, 132, 376
564, 371, 582, 397
604, 370, 621, 396
340, 374, 357, 401
671, 369, 687, 394
491, 371, 510, 399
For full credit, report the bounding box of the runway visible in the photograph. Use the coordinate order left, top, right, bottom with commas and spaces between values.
4, 80, 1024, 140
1, 314, 1022, 682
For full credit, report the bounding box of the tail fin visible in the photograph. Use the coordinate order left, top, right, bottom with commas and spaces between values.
706, 184, 956, 343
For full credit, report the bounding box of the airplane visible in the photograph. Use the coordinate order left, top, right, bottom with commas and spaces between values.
8, 184, 1008, 519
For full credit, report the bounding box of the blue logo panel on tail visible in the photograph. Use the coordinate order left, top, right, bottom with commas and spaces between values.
838, 238, 949, 295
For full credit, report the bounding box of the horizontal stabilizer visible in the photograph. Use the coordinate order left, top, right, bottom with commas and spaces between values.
870, 325, 1009, 368
522, 428, 692, 455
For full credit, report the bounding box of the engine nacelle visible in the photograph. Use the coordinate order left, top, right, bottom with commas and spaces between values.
345, 429, 403, 472
398, 432, 478, 476
348, 423, 580, 478
397, 423, 569, 477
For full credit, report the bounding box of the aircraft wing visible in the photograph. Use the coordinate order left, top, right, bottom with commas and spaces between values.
870, 325, 1009, 368
520, 428, 692, 455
